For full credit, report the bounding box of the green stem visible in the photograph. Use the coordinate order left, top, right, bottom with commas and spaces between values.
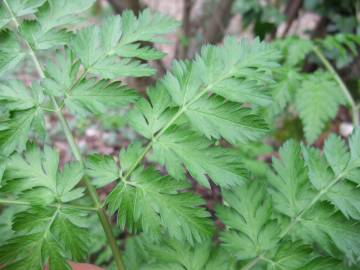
241, 256, 262, 270
3, 1, 125, 269
0, 198, 98, 212
313, 45, 359, 126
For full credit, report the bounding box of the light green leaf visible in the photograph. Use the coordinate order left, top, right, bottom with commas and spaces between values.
185, 95, 268, 144
3, 146, 84, 203
86, 154, 119, 187
152, 126, 246, 188
125, 236, 236, 270
267, 242, 313, 270
295, 257, 349, 270
0, 80, 40, 110
52, 209, 89, 261
0, 206, 88, 270
106, 167, 213, 244
0, 108, 41, 156
268, 68, 301, 118
65, 79, 138, 116
268, 140, 314, 218
0, 31, 26, 76
212, 78, 272, 107
71, 11, 177, 79
194, 37, 280, 85
295, 72, 347, 144
4, 145, 59, 193
0, 0, 46, 29
323, 134, 350, 175
273, 37, 313, 67
43, 49, 80, 96
120, 9, 180, 44
0, 156, 5, 186
56, 162, 84, 203
37, 0, 96, 32
292, 203, 360, 262
20, 21, 71, 50
116, 43, 166, 60
217, 181, 280, 260
302, 135, 360, 220
119, 142, 144, 172
127, 85, 175, 139
89, 56, 155, 79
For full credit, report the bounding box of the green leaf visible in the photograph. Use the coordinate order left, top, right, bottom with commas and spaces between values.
0, 206, 88, 270
20, 21, 71, 50
212, 78, 272, 107
71, 11, 177, 79
302, 134, 360, 220
90, 56, 155, 79
0, 80, 40, 110
119, 142, 145, 172
268, 68, 301, 118
3, 146, 84, 203
295, 257, 350, 270
323, 134, 350, 175
273, 37, 313, 67
0, 156, 5, 185
161, 60, 202, 106
154, 37, 278, 145
120, 9, 180, 44
37, 0, 96, 32
106, 167, 213, 244
4, 145, 59, 194
152, 126, 246, 188
0, 31, 26, 76
124, 235, 236, 270
128, 85, 175, 139
193, 37, 280, 86
318, 34, 360, 69
43, 49, 80, 96
0, 233, 44, 270
348, 128, 360, 171
185, 95, 268, 143
292, 203, 360, 262
268, 140, 314, 218
65, 79, 138, 116
116, 43, 166, 60
56, 162, 84, 203
45, 236, 72, 270
0, 0, 46, 29
52, 209, 89, 261
266, 242, 314, 270
0, 108, 42, 156
217, 181, 280, 260
268, 133, 360, 263
86, 154, 119, 187
70, 15, 122, 68
295, 72, 347, 144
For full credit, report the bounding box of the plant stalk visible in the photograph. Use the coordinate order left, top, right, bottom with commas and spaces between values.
3, 1, 125, 269
241, 256, 262, 270
0, 198, 98, 212
313, 45, 360, 126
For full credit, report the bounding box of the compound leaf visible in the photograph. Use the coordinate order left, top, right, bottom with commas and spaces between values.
152, 126, 247, 188
106, 167, 213, 244
295, 72, 346, 144
217, 181, 280, 260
